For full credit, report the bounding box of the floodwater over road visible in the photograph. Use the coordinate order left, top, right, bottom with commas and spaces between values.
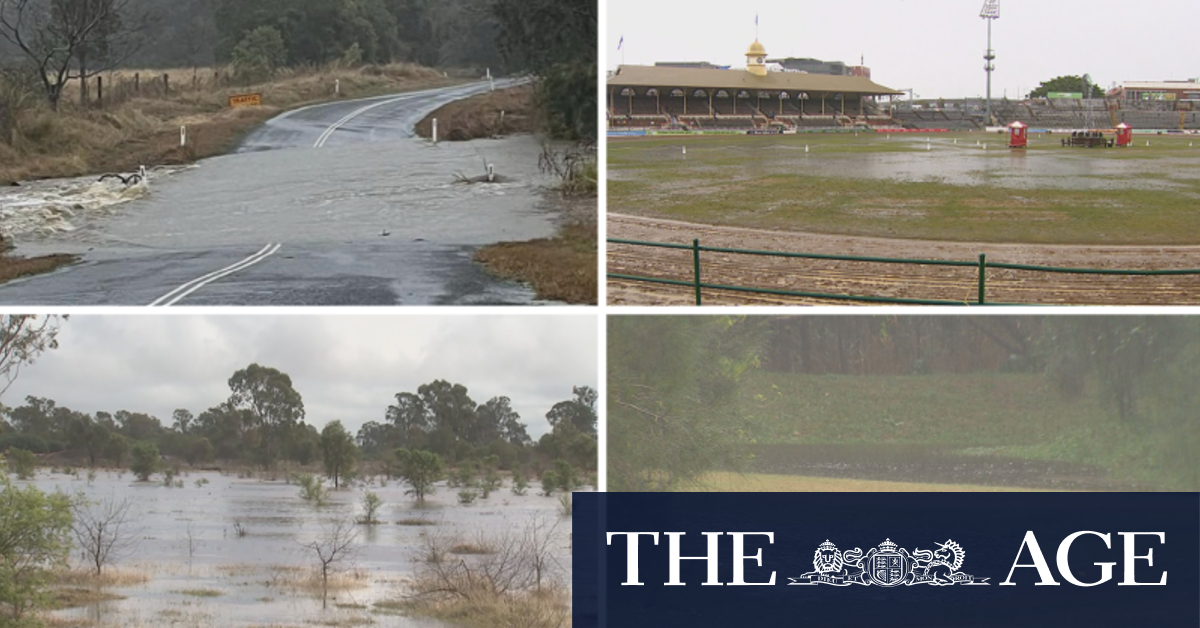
0, 80, 578, 305
22, 470, 575, 627
741, 444, 1148, 491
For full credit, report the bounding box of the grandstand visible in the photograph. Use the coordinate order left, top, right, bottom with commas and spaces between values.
885, 97, 1200, 132
607, 38, 902, 132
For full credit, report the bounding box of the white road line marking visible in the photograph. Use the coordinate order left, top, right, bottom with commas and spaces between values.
310, 80, 511, 148
149, 243, 281, 307
313, 95, 415, 148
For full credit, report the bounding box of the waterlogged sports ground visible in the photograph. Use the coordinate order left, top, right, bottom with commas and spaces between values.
16, 469, 576, 628
607, 133, 1200, 305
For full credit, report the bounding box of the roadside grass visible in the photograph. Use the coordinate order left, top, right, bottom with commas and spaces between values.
608, 133, 1200, 245
475, 221, 597, 304
734, 370, 1198, 490
414, 84, 536, 141
691, 472, 1067, 492
0, 253, 77, 284
0, 62, 455, 184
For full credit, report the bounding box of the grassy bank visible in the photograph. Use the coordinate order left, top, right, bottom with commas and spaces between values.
692, 472, 1064, 492
414, 84, 537, 141
0, 62, 454, 184
475, 221, 597, 304
0, 252, 78, 284
608, 133, 1200, 245
734, 371, 1197, 490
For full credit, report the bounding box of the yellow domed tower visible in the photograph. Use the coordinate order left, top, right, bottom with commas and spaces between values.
746, 40, 768, 76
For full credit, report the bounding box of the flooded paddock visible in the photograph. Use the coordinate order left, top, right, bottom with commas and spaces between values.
21, 469, 575, 627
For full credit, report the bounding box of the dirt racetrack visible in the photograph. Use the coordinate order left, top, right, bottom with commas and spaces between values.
607, 213, 1200, 306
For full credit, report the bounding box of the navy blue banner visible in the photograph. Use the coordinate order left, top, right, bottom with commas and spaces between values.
573, 493, 1199, 628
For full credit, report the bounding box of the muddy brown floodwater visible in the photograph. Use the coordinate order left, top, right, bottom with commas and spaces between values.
21, 470, 577, 628
740, 444, 1151, 491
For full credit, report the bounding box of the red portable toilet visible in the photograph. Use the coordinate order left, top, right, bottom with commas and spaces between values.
1008, 121, 1028, 148
1116, 123, 1133, 147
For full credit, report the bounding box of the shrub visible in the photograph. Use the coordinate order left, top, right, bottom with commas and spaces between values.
130, 442, 160, 482
8, 447, 36, 479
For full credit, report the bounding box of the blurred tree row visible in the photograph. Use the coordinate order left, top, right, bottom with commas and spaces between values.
0, 366, 597, 477
608, 316, 1200, 491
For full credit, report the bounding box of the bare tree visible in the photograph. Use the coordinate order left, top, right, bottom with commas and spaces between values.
303, 517, 359, 608
70, 493, 140, 575
184, 521, 200, 568
0, 0, 147, 109
412, 516, 564, 601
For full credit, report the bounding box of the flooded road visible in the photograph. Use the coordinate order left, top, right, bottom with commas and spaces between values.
23, 469, 575, 627
0, 79, 571, 305
741, 444, 1148, 491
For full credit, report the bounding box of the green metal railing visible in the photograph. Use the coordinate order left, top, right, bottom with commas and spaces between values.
608, 238, 1200, 306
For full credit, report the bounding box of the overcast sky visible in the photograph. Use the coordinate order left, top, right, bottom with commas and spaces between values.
1, 315, 597, 440
608, 0, 1200, 99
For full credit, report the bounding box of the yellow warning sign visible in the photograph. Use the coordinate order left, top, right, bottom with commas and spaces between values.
228, 93, 262, 108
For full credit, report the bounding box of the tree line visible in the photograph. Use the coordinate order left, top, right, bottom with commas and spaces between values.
0, 0, 596, 140
609, 316, 1200, 490
0, 362, 597, 475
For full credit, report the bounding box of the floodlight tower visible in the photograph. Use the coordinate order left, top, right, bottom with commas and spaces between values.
980, 0, 999, 126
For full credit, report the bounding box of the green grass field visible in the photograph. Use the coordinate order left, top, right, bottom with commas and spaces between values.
608, 132, 1200, 245
689, 472, 1065, 492
731, 371, 1196, 490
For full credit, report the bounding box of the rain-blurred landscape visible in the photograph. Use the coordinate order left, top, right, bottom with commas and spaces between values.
609, 316, 1200, 492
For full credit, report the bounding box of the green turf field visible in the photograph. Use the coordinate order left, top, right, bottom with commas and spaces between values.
608, 132, 1200, 245
690, 472, 1065, 492
730, 371, 1196, 490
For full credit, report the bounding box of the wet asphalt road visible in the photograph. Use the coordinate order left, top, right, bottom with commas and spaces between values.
0, 78, 545, 306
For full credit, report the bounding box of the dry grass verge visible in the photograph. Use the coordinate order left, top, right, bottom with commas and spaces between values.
0, 253, 77, 283
414, 85, 536, 141
475, 221, 597, 304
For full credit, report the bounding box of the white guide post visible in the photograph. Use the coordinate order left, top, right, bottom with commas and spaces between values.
432, 118, 438, 144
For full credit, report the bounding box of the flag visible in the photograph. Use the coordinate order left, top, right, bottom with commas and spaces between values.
755, 13, 759, 27
618, 36, 624, 50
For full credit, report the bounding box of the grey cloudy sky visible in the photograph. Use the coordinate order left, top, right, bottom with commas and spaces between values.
2, 315, 597, 439
608, 0, 1200, 99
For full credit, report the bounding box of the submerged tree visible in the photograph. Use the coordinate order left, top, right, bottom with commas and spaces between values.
303, 517, 358, 609
320, 420, 357, 489
394, 448, 442, 503
70, 493, 140, 575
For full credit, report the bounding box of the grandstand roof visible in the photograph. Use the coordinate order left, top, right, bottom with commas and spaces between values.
608, 65, 902, 96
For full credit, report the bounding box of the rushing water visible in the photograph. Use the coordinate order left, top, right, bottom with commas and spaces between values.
2, 134, 562, 257
21, 469, 575, 627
